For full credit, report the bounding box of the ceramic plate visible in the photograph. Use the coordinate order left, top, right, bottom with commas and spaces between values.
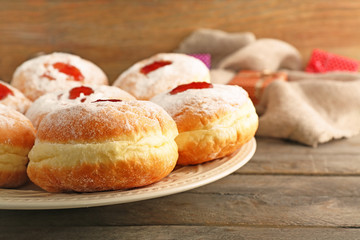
0, 138, 256, 210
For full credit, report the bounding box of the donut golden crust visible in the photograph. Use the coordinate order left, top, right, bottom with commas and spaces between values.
11, 52, 109, 101
0, 80, 32, 114
0, 105, 36, 188
27, 100, 179, 192
113, 53, 210, 100
151, 84, 258, 165
26, 85, 136, 129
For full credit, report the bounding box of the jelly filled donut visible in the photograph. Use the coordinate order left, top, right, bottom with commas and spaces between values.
151, 82, 258, 165
26, 85, 136, 129
0, 80, 32, 114
11, 52, 109, 101
113, 53, 211, 100
27, 99, 179, 192
0, 104, 36, 188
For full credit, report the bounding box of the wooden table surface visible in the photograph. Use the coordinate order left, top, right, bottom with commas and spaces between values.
1, 135, 360, 240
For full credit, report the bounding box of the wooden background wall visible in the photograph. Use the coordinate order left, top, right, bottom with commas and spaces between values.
1, 0, 360, 84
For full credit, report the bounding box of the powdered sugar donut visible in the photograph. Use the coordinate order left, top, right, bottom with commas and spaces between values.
151, 82, 258, 165
26, 85, 136, 129
0, 104, 36, 188
113, 53, 211, 100
11, 52, 109, 101
27, 100, 178, 192
0, 80, 32, 114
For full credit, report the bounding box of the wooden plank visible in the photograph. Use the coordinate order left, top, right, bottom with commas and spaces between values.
239, 136, 360, 175
1, 175, 360, 227
2, 0, 360, 82
1, 226, 360, 240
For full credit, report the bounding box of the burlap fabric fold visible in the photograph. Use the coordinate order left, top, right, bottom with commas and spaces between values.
257, 72, 360, 146
175, 28, 256, 68
176, 29, 360, 146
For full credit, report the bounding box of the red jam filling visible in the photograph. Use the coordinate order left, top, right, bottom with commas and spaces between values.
0, 83, 14, 100
68, 86, 94, 100
53, 62, 84, 81
169, 82, 213, 95
93, 99, 123, 103
140, 60, 172, 75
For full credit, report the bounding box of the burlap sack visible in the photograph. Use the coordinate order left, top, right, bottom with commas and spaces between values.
257, 73, 360, 146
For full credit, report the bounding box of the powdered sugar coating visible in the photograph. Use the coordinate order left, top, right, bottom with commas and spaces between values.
36, 100, 178, 144
0, 80, 32, 114
151, 84, 249, 122
26, 85, 136, 129
0, 104, 35, 148
0, 105, 23, 130
11, 52, 109, 101
113, 53, 211, 100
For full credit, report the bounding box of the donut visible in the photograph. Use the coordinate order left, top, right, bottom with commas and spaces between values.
27, 99, 179, 192
0, 104, 36, 188
0, 80, 32, 114
26, 85, 136, 129
113, 53, 211, 100
151, 82, 258, 165
11, 52, 109, 101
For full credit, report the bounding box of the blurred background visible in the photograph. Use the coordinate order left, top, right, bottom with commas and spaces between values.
1, 0, 360, 83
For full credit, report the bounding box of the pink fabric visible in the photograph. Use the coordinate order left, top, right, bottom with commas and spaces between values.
188, 53, 211, 69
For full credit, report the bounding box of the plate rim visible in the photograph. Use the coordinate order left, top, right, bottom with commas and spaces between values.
0, 138, 256, 210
